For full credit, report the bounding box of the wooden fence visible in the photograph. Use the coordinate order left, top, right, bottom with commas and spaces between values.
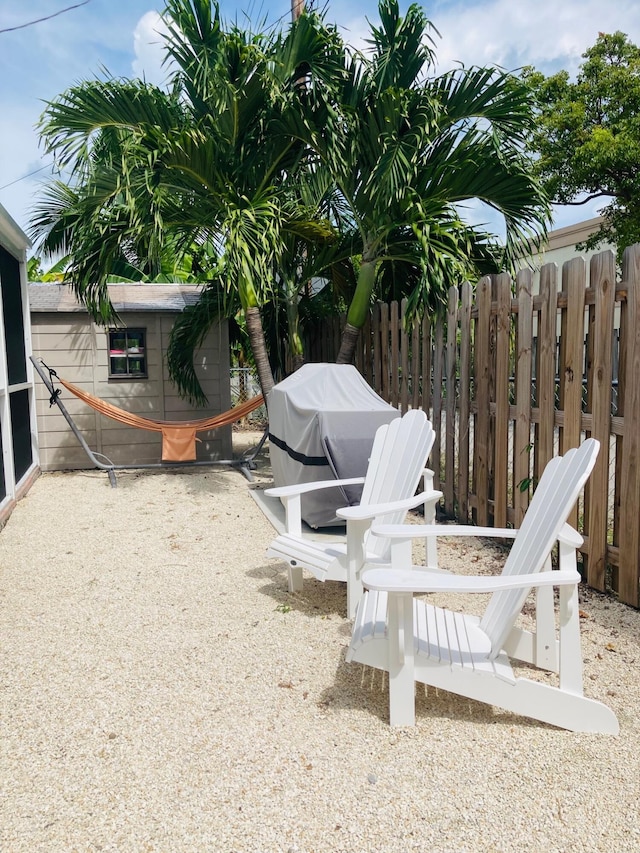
304, 244, 640, 608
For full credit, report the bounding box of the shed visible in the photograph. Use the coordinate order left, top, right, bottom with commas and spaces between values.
29, 283, 232, 471
0, 205, 39, 526
268, 363, 399, 527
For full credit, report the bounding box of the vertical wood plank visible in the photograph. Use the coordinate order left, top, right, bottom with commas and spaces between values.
362, 311, 372, 385
561, 258, 587, 528
445, 287, 458, 515
432, 318, 445, 492
380, 303, 390, 403
618, 244, 640, 607
612, 290, 627, 593
458, 282, 472, 523
400, 298, 409, 414
536, 263, 558, 479
585, 250, 615, 591
493, 274, 511, 528
474, 277, 492, 526
411, 317, 420, 411
372, 304, 382, 398
561, 258, 586, 454
354, 310, 364, 374
421, 314, 432, 417
390, 300, 400, 408
514, 268, 533, 527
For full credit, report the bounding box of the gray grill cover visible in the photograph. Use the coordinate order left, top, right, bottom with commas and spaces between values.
267, 364, 399, 527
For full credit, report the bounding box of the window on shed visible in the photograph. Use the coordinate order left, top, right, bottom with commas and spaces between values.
108, 328, 147, 378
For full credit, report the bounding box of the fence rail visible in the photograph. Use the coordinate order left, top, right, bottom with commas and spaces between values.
304, 244, 640, 608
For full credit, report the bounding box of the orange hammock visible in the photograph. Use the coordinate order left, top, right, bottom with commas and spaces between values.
57, 375, 264, 462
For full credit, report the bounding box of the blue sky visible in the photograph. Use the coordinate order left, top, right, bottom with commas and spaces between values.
1, 0, 640, 244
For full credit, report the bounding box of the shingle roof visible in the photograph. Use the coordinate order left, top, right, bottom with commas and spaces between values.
28, 283, 204, 313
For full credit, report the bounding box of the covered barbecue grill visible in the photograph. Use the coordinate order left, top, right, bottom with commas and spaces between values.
267, 364, 400, 527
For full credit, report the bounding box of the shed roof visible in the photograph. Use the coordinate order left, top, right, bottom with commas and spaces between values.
28, 283, 204, 313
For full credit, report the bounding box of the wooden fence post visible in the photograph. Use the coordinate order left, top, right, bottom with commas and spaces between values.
474, 277, 492, 526
445, 287, 458, 516
390, 300, 400, 408
560, 258, 587, 529
420, 313, 432, 415
536, 263, 558, 480
372, 304, 381, 396
400, 298, 409, 413
618, 244, 640, 607
458, 282, 473, 523
585, 250, 616, 591
432, 319, 445, 492
411, 316, 420, 411
380, 303, 390, 402
514, 268, 533, 527
492, 274, 511, 528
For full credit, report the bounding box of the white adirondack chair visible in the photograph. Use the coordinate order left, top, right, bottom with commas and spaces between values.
347, 438, 619, 733
265, 409, 443, 618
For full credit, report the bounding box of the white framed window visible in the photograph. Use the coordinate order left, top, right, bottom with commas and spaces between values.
108, 328, 147, 378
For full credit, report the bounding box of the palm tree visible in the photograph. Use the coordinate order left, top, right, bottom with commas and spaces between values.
32, 0, 344, 403
319, 0, 550, 363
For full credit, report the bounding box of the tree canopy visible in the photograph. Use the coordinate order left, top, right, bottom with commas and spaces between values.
31, 0, 550, 401
523, 31, 640, 255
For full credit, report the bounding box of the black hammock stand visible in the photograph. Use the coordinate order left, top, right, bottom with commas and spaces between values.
30, 356, 268, 487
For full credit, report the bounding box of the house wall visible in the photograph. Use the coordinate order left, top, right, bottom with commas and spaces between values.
518, 216, 616, 291
0, 205, 39, 527
32, 311, 232, 471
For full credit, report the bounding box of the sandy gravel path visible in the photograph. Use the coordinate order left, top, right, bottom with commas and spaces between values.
1, 437, 639, 852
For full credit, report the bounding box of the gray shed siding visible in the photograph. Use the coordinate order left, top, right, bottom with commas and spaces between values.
31, 296, 232, 471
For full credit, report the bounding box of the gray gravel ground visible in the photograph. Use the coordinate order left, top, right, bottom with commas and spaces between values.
1, 438, 639, 853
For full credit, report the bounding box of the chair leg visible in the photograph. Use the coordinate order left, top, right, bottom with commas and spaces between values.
288, 564, 304, 592
535, 555, 558, 671
387, 592, 416, 726
347, 573, 363, 620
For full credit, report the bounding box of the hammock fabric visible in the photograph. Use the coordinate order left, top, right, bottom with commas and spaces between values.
57, 376, 265, 462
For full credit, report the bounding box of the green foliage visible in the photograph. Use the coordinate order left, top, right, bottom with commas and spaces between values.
31, 0, 550, 392
523, 31, 640, 256
320, 0, 549, 361
27, 256, 67, 282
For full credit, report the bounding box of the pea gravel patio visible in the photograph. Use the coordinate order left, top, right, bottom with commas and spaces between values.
1, 439, 639, 852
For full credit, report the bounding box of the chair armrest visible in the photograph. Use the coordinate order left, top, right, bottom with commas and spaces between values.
557, 523, 583, 548
336, 489, 443, 522
265, 476, 365, 499
371, 523, 519, 540
362, 567, 581, 594
372, 521, 582, 547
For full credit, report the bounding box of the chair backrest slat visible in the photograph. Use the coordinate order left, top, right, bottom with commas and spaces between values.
480, 439, 599, 656
361, 410, 435, 559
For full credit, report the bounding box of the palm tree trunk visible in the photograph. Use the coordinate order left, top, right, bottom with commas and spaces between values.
336, 257, 377, 364
336, 322, 361, 364
286, 282, 305, 372
292, 0, 304, 20
245, 305, 275, 404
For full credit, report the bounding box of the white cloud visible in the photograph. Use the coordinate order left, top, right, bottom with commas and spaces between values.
432, 0, 640, 76
0, 108, 49, 237
132, 12, 173, 87
335, 13, 372, 55
3, 0, 640, 239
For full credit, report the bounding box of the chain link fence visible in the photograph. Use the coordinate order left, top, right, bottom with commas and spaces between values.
230, 367, 267, 426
